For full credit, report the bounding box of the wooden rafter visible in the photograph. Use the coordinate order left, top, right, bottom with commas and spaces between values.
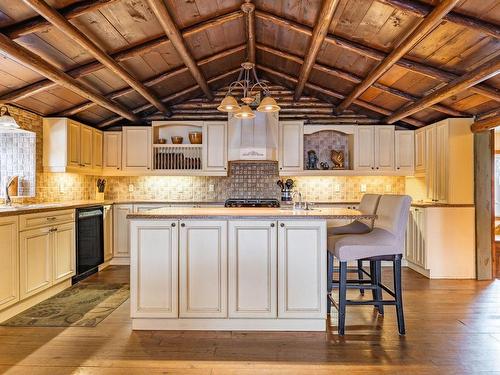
294, 0, 340, 101
56, 44, 246, 117
256, 64, 425, 127
471, 114, 500, 133
386, 58, 500, 124
97, 68, 242, 129
0, 32, 138, 121
241, 0, 256, 63
335, 0, 461, 114
1, 0, 119, 39
22, 0, 170, 115
257, 43, 465, 117
0, 11, 242, 104
378, 0, 500, 39
146, 0, 213, 100
255, 10, 500, 102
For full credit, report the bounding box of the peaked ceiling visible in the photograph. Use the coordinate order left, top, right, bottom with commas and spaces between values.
0, 0, 498, 130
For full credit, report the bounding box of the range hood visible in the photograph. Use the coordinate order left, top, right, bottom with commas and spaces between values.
228, 111, 279, 161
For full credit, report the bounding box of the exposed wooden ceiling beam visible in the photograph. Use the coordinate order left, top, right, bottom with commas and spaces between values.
377, 0, 500, 39
294, 0, 340, 101
255, 10, 500, 102
98, 68, 241, 129
386, 58, 500, 124
0, 10, 242, 103
257, 43, 465, 117
471, 114, 500, 133
241, 0, 256, 63
146, 0, 213, 100
0, 32, 138, 121
22, 0, 170, 115
1, 0, 118, 39
257, 64, 425, 127
56, 44, 246, 117
335, 0, 461, 114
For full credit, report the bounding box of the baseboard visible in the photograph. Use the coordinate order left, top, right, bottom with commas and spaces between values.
110, 257, 130, 265
132, 318, 326, 331
406, 261, 430, 278
0, 280, 71, 323
98, 259, 112, 271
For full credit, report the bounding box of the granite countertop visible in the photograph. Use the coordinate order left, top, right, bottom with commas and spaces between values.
410, 202, 475, 208
0, 200, 114, 217
127, 206, 375, 220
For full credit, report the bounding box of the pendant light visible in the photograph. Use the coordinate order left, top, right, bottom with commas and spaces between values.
234, 105, 256, 119
0, 106, 20, 130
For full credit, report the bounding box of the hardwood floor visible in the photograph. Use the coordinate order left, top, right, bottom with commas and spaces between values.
0, 266, 499, 374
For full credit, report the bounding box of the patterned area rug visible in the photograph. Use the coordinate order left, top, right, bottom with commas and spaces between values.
1, 283, 129, 327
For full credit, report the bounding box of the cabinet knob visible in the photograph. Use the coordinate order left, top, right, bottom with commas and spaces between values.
280, 223, 285, 228
171, 223, 176, 227
376, 167, 379, 170
270, 223, 275, 227
181, 223, 186, 227
371, 167, 374, 170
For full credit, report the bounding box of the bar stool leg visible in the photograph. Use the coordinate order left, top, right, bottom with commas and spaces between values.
369, 260, 376, 302
393, 257, 405, 335
327, 252, 334, 313
338, 261, 347, 336
357, 259, 364, 295
375, 260, 384, 315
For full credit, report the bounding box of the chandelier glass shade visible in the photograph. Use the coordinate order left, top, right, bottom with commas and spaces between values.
217, 62, 280, 116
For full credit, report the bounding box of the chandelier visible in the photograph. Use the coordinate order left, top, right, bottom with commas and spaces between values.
217, 62, 280, 119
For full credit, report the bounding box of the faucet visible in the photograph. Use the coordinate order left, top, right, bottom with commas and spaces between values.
5, 176, 17, 206
291, 191, 303, 209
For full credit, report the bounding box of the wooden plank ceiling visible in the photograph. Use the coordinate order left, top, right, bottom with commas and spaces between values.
0, 0, 498, 130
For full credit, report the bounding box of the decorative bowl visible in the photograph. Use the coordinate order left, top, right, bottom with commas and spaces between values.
171, 136, 183, 144
189, 132, 202, 144
157, 138, 167, 144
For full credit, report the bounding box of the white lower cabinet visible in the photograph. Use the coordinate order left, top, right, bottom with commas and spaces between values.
0, 217, 19, 311
130, 220, 179, 318
113, 204, 133, 259
52, 222, 76, 283
179, 220, 228, 318
228, 221, 277, 318
405, 207, 426, 270
103, 205, 113, 262
20, 227, 53, 299
278, 220, 327, 318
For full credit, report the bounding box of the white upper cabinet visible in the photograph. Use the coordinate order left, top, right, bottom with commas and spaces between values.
279, 120, 304, 173
415, 128, 426, 172
103, 131, 122, 171
203, 121, 227, 173
122, 127, 151, 171
395, 130, 415, 172
355, 125, 395, 172
43, 118, 102, 174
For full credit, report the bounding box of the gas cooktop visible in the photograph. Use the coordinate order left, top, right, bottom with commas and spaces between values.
224, 198, 280, 208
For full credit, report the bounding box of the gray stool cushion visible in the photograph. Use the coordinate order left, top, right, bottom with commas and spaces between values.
327, 220, 371, 236
331, 228, 398, 261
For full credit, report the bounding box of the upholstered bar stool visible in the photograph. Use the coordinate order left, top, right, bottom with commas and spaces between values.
327, 194, 381, 297
328, 195, 411, 335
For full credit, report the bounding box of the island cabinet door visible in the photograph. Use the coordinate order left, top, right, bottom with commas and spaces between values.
179, 220, 227, 318
130, 220, 179, 318
228, 221, 277, 318
278, 221, 327, 319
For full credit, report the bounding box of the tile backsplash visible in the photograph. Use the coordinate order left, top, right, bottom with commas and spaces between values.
6, 105, 405, 204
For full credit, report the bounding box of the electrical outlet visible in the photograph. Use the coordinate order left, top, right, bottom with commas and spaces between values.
128, 184, 134, 192
335, 184, 341, 192
360, 184, 367, 193
58, 183, 64, 194
208, 184, 215, 192
385, 184, 392, 192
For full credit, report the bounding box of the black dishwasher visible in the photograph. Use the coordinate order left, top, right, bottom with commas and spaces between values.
73, 206, 104, 283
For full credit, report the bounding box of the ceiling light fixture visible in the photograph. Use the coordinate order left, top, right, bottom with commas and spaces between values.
0, 106, 20, 130
217, 62, 280, 117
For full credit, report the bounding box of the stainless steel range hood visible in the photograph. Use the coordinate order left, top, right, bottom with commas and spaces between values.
227, 111, 279, 161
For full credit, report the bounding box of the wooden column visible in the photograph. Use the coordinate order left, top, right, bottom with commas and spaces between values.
147, 0, 213, 100
335, 0, 460, 114
22, 0, 170, 115
386, 58, 500, 123
0, 32, 138, 122
474, 131, 495, 280
241, 0, 256, 63
294, 0, 340, 100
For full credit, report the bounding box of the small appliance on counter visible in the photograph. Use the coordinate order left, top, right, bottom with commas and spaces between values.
277, 179, 294, 202
224, 198, 280, 208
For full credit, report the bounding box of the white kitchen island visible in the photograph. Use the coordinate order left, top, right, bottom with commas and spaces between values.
127, 207, 374, 331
